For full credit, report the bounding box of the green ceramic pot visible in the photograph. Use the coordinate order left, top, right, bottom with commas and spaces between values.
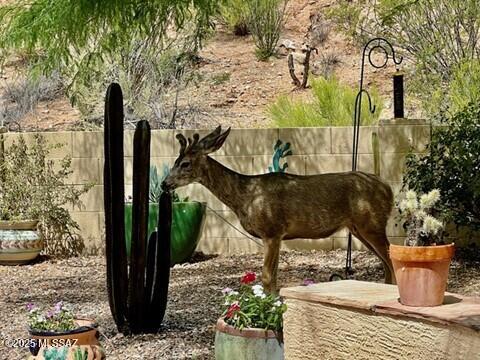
125, 202, 206, 266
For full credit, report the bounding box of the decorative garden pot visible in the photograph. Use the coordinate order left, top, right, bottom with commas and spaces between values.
125, 202, 206, 266
389, 243, 455, 307
215, 319, 284, 360
28, 318, 105, 359
0, 220, 43, 265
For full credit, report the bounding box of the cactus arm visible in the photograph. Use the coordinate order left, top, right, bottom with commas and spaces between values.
104, 83, 128, 332
146, 191, 172, 331
129, 120, 151, 333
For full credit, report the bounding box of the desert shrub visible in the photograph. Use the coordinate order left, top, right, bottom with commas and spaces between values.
0, 134, 93, 256
0, 72, 64, 124
403, 103, 480, 233
219, 0, 251, 36
247, 0, 288, 60
269, 77, 383, 127
327, 0, 480, 112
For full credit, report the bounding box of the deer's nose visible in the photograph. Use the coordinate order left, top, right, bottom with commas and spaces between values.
161, 180, 170, 191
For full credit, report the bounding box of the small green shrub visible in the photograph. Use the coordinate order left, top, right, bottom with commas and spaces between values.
247, 0, 287, 60
0, 135, 92, 256
269, 77, 383, 127
219, 0, 251, 36
403, 103, 480, 233
211, 72, 231, 85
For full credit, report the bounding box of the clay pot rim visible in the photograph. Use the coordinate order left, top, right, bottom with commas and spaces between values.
28, 318, 98, 336
216, 318, 281, 339
389, 243, 455, 262
0, 220, 39, 230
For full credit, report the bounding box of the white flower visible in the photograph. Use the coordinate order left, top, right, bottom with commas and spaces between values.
252, 285, 263, 293
273, 300, 282, 307
406, 190, 417, 201
36, 314, 46, 323
422, 215, 443, 235
256, 293, 266, 299
229, 291, 239, 296
419, 189, 441, 210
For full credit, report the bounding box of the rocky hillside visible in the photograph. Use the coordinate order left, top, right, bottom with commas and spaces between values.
0, 0, 417, 132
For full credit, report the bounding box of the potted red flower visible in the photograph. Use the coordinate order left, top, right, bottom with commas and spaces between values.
215, 271, 286, 360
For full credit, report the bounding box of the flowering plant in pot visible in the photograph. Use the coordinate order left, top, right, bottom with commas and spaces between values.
27, 301, 105, 359
390, 189, 455, 307
215, 271, 286, 360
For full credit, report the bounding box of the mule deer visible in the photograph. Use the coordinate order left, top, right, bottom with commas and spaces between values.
162, 127, 395, 292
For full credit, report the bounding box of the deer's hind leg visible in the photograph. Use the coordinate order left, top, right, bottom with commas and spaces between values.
351, 226, 395, 284
262, 237, 281, 294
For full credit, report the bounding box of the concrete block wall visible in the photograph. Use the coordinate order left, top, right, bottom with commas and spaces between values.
2, 122, 433, 255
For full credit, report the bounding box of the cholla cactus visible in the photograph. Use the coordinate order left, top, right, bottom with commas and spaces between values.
398, 189, 443, 246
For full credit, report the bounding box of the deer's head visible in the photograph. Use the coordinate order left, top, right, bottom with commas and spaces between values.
162, 126, 231, 191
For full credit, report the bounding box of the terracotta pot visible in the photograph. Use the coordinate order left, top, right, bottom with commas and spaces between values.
0, 220, 43, 265
215, 319, 284, 360
28, 318, 105, 359
389, 243, 455, 307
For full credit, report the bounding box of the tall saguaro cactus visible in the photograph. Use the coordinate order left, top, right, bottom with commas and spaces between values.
104, 83, 172, 334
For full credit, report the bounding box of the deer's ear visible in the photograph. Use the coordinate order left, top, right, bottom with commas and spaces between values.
200, 127, 231, 154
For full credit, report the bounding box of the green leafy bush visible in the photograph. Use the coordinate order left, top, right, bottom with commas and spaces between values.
0, 135, 92, 256
247, 0, 287, 60
403, 103, 480, 233
269, 77, 383, 127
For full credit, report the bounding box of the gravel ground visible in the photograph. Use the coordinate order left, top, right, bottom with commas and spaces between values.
1, 249, 479, 360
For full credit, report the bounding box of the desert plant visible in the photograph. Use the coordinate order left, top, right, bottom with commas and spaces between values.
149, 164, 186, 203
219, 0, 251, 36
0, 134, 92, 256
397, 189, 444, 246
269, 76, 382, 127
403, 103, 480, 233
0, 72, 64, 124
328, 0, 480, 111
247, 0, 288, 60
104, 83, 172, 334
27, 302, 76, 332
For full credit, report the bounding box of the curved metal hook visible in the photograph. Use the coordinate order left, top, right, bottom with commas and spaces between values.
362, 37, 403, 68
354, 89, 376, 115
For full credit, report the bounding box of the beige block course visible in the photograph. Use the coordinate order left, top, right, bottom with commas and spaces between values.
331, 126, 378, 154
253, 155, 306, 175
69, 158, 102, 185
202, 210, 246, 239
209, 155, 254, 175
278, 127, 331, 155
216, 128, 279, 156
4, 131, 73, 158
305, 154, 373, 174
151, 130, 175, 157
196, 236, 229, 254
228, 237, 263, 254
75, 185, 104, 212
72, 131, 103, 158
378, 124, 430, 153
71, 211, 103, 246
124, 156, 177, 184
381, 153, 408, 182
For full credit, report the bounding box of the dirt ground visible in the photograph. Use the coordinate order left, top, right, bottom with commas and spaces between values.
1, 249, 479, 359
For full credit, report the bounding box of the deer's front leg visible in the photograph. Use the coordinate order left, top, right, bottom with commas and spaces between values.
262, 238, 281, 294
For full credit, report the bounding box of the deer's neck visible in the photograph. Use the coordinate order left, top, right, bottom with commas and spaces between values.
200, 157, 249, 212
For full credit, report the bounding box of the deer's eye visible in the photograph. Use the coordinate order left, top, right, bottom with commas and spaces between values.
180, 161, 191, 169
